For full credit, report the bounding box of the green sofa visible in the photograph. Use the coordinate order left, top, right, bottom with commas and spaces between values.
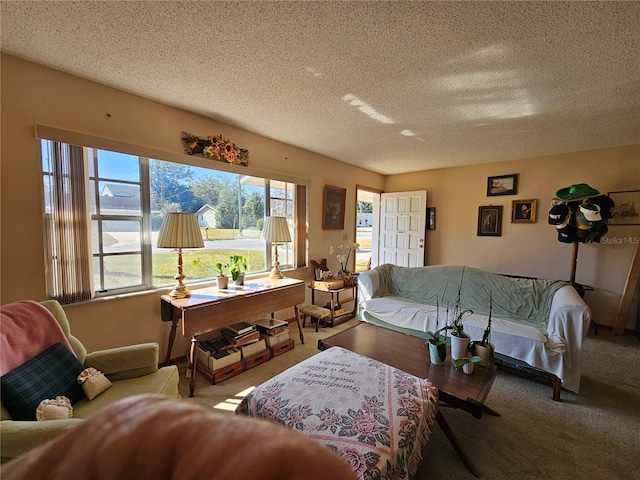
1, 300, 179, 462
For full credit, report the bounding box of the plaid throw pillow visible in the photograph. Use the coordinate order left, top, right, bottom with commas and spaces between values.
1, 342, 85, 420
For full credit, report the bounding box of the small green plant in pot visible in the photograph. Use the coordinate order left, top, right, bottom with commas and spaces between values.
193, 257, 230, 289
470, 292, 495, 367
426, 328, 447, 365
425, 297, 447, 365
229, 255, 247, 285
453, 355, 482, 375
437, 268, 473, 360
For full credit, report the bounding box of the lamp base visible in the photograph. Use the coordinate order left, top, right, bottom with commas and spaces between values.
170, 254, 191, 298
269, 246, 284, 279
169, 283, 191, 298
268, 267, 284, 279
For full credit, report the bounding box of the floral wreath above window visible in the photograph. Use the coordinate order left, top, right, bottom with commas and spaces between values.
180, 131, 250, 166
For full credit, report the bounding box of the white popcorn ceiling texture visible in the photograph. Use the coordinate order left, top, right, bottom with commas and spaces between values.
1, 1, 638, 175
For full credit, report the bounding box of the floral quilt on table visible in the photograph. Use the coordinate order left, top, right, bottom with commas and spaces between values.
236, 346, 438, 480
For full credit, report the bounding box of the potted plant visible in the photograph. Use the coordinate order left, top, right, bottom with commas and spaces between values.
470, 293, 494, 367
453, 355, 482, 375
426, 328, 447, 365
193, 257, 230, 289
425, 297, 447, 365
229, 255, 248, 286
439, 268, 473, 361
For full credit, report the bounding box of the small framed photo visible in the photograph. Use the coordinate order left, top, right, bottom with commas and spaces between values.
487, 174, 518, 196
608, 190, 640, 225
314, 268, 323, 281
511, 199, 537, 223
477, 206, 503, 236
322, 185, 346, 230
427, 207, 436, 230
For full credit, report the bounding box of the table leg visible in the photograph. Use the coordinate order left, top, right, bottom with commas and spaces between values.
163, 311, 179, 367
329, 292, 336, 325
293, 305, 304, 344
436, 411, 481, 478
188, 337, 198, 398
482, 404, 501, 417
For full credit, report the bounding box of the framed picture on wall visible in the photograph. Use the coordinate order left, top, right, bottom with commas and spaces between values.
322, 185, 346, 229
511, 199, 537, 223
608, 190, 640, 225
477, 205, 503, 236
487, 174, 518, 196
427, 207, 436, 230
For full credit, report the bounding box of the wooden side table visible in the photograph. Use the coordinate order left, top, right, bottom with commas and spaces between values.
308, 280, 358, 327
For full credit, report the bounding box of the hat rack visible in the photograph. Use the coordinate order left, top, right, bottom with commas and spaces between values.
551, 194, 601, 286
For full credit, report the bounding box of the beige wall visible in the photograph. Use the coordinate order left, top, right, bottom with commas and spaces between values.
0, 54, 384, 354
385, 146, 640, 327
2, 53, 638, 359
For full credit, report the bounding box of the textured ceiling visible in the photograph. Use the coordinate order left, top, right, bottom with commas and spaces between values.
1, 1, 639, 175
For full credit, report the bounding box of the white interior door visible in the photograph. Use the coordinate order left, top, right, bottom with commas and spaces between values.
379, 190, 427, 267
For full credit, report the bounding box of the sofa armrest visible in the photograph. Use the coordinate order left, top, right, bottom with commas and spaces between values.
84, 343, 159, 381
0, 418, 83, 461
357, 269, 379, 307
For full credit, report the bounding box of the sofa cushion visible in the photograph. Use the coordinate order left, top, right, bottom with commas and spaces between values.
1, 343, 86, 420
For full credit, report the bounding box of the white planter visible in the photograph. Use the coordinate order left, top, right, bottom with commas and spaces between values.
234, 273, 245, 286
463, 362, 475, 375
474, 343, 494, 367
428, 342, 446, 366
217, 275, 229, 289
450, 334, 470, 361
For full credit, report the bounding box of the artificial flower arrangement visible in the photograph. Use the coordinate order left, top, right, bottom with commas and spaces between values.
180, 131, 250, 166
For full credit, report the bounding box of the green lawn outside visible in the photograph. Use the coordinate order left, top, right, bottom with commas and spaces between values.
102, 226, 372, 288
101, 249, 267, 288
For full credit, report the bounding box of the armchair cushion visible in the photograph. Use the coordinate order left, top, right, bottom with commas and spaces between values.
0, 301, 75, 376
0, 418, 83, 460
84, 343, 159, 381
1, 343, 85, 421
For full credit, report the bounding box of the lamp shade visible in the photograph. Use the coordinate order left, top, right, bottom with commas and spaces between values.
157, 213, 204, 248
260, 216, 292, 243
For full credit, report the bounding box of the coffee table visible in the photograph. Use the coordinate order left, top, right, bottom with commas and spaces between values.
319, 322, 499, 478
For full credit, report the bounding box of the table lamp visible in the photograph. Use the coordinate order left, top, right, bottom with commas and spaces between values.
261, 216, 291, 279
157, 212, 204, 298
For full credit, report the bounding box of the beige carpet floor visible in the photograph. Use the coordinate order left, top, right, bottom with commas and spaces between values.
177, 320, 640, 480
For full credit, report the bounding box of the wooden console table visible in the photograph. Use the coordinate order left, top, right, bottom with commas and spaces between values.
160, 277, 305, 397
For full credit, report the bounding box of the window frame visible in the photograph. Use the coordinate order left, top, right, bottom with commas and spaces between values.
36, 125, 309, 302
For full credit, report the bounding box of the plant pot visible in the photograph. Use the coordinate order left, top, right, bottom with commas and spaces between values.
463, 362, 474, 375
474, 342, 494, 367
450, 334, 471, 361
234, 273, 245, 286
428, 342, 446, 366
217, 275, 229, 289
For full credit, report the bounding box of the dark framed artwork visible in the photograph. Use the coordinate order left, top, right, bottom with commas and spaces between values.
322, 185, 346, 230
477, 205, 503, 236
487, 174, 518, 196
511, 199, 537, 223
608, 190, 640, 225
427, 207, 436, 230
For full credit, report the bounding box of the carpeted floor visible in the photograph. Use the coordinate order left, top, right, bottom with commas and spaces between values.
177, 320, 640, 480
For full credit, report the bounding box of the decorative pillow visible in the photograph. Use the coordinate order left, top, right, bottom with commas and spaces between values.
0, 342, 85, 420
36, 396, 73, 421
77, 367, 112, 400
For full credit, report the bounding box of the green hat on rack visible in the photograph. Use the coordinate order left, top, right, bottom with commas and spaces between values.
555, 183, 600, 201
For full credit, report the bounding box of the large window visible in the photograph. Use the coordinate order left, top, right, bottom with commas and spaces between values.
41, 138, 302, 302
